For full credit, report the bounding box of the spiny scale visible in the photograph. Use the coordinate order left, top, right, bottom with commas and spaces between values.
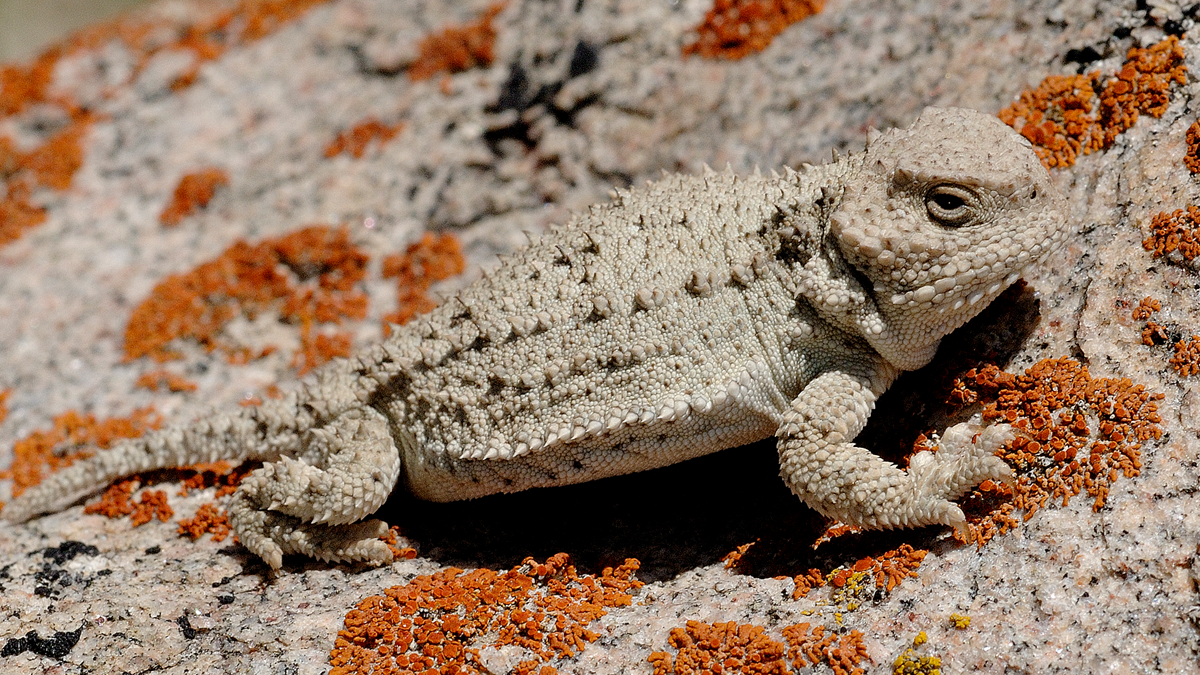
369, 167, 823, 499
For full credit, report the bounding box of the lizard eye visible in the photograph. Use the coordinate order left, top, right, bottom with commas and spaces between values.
925, 185, 976, 226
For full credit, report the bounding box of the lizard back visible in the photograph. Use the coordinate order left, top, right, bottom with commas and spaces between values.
366, 169, 848, 501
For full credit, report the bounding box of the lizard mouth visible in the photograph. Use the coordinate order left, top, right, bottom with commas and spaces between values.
843, 252, 881, 305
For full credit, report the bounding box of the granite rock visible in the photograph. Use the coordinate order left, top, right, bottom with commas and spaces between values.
1, 0, 1197, 673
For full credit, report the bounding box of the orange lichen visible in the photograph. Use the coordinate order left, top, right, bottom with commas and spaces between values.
867, 545, 926, 594
84, 482, 173, 526
83, 479, 138, 519
0, 181, 48, 247
378, 525, 419, 562
1143, 320, 1168, 346
951, 358, 1163, 544
0, 120, 91, 245
719, 531, 928, 602
1131, 296, 1161, 321
135, 369, 199, 393
783, 543, 926, 601
324, 119, 405, 159
123, 224, 369, 364
50, 0, 333, 90
1143, 204, 1200, 262
0, 40, 69, 117
1130, 296, 1168, 346
722, 541, 756, 569
329, 553, 641, 675
789, 568, 826, 600
292, 326, 354, 375
408, 3, 505, 81
813, 522, 862, 544
0, 388, 8, 426
650, 621, 789, 674
274, 226, 370, 324
0, 408, 161, 499
160, 168, 229, 227
169, 461, 233, 495
1186, 119, 1200, 174
1170, 336, 1200, 377
0, 0, 332, 247
998, 36, 1186, 169
682, 0, 826, 60
0, 42, 91, 245
20, 120, 91, 191
1119, 291, 1197, 382
649, 620, 866, 675
381, 232, 466, 330
235, 0, 333, 42
177, 502, 232, 542
782, 624, 867, 675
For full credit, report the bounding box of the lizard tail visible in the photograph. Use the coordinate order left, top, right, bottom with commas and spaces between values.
1, 392, 311, 523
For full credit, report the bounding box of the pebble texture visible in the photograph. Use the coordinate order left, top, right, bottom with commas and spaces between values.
0, 0, 1198, 673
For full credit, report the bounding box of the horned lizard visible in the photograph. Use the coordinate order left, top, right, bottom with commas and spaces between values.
2, 108, 1067, 569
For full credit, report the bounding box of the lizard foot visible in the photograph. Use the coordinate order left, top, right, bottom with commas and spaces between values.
228, 491, 394, 569
903, 422, 1014, 538
223, 406, 403, 569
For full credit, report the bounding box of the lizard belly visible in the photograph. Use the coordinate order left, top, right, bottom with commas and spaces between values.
400, 357, 788, 502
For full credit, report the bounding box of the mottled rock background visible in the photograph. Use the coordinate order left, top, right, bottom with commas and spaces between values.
1, 0, 1198, 673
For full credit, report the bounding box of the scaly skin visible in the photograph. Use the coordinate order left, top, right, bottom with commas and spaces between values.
3, 108, 1067, 568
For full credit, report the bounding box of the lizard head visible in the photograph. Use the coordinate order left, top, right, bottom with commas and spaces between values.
827, 106, 1068, 370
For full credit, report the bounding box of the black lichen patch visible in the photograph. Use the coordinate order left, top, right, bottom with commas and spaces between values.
1, 627, 84, 659
176, 615, 197, 640
1063, 45, 1103, 68
30, 541, 102, 598
567, 40, 600, 78
38, 541, 98, 565
484, 41, 604, 154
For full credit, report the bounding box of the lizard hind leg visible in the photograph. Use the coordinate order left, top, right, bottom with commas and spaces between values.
227, 405, 402, 569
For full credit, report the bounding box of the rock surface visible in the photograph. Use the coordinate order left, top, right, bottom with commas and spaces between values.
0, 0, 1197, 673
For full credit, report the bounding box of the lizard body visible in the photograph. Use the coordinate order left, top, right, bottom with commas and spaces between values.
3, 108, 1067, 569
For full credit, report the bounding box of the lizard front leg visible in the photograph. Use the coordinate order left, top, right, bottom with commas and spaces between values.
775, 368, 1013, 537
228, 405, 401, 569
